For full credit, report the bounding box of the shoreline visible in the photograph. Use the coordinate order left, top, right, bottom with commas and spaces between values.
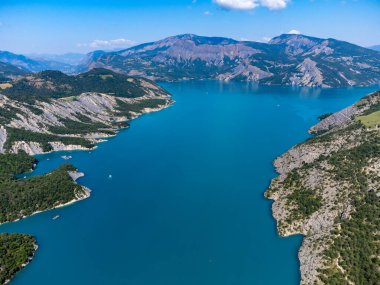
0, 97, 174, 227
0, 99, 174, 284
3, 243, 39, 285
11, 99, 174, 156
0, 171, 91, 227
265, 90, 380, 284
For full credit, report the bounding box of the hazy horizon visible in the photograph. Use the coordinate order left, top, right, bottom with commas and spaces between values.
3, 32, 380, 57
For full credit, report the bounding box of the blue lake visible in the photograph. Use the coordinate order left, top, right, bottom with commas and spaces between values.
1, 82, 378, 285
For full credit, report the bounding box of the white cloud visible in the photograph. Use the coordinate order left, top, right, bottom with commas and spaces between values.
77, 38, 136, 50
287, 29, 301, 35
214, 0, 258, 10
213, 0, 290, 11
241, 36, 271, 43
260, 0, 289, 9
261, 36, 272, 42
204, 10, 213, 15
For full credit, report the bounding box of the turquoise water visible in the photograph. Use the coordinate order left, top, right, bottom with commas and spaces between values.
1, 82, 378, 285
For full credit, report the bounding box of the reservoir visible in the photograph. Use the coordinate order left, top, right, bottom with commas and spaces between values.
1, 82, 377, 285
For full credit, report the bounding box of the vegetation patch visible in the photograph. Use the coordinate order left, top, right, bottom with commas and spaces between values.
356, 110, 380, 128
328, 139, 380, 190
286, 186, 322, 220
2, 68, 166, 103
0, 83, 12, 89
318, 113, 333, 121
0, 152, 36, 180
0, 157, 85, 223
116, 98, 167, 119
318, 192, 380, 284
49, 118, 115, 135
0, 233, 36, 284
100, 74, 113, 80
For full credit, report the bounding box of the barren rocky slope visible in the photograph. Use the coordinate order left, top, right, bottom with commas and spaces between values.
0, 68, 172, 155
79, 34, 380, 87
266, 91, 380, 284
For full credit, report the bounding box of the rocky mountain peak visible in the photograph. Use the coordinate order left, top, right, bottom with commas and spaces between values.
269, 34, 323, 56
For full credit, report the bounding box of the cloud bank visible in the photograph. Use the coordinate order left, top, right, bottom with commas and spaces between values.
78, 38, 136, 49
213, 0, 290, 10
287, 29, 301, 35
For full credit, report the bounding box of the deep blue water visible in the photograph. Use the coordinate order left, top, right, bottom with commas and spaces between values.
1, 82, 378, 285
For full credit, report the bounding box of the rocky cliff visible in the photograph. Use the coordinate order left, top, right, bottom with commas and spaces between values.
266, 90, 380, 284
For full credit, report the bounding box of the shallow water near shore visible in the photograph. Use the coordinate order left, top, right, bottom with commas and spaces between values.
1, 82, 377, 285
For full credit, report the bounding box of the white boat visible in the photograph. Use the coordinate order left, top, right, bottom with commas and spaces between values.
61, 155, 72, 160
52, 215, 60, 220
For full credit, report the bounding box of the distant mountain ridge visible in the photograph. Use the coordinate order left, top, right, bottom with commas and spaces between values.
1, 34, 380, 88
369, 45, 380, 52
0, 51, 76, 75
0, 61, 28, 82
27, 53, 85, 66
78, 33, 380, 87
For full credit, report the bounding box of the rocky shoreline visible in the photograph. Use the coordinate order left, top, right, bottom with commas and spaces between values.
0, 94, 174, 226
266, 90, 380, 284
0, 79, 174, 284
0, 92, 173, 155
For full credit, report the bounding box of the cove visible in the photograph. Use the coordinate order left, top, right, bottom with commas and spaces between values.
0, 81, 378, 285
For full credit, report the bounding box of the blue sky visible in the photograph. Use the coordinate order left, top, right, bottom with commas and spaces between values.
0, 0, 379, 54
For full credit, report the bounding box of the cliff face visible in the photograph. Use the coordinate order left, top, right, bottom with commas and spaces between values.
266, 91, 380, 284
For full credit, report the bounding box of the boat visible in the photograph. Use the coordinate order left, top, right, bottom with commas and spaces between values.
61, 155, 72, 160
52, 215, 60, 220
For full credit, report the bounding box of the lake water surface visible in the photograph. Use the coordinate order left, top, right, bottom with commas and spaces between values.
1, 82, 378, 285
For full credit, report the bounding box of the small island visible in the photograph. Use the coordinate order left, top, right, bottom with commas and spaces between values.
266, 90, 380, 284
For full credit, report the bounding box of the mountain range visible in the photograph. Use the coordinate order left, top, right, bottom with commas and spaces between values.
78, 34, 380, 87
369, 45, 380, 52
0, 61, 28, 82
0, 51, 77, 76
1, 34, 380, 87
27, 53, 85, 66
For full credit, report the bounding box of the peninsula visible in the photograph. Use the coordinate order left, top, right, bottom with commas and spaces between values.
266, 90, 380, 284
